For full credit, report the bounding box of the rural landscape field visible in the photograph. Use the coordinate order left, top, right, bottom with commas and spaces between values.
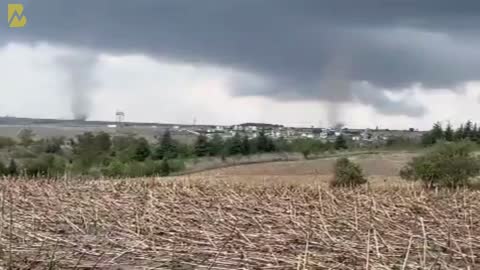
2, 151, 479, 269
4, 1, 480, 269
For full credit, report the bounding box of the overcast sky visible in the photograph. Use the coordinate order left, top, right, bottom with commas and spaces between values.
1, 0, 480, 129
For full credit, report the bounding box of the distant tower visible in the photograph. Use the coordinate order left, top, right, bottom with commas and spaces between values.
116, 110, 125, 127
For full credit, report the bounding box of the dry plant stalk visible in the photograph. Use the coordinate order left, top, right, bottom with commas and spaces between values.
0, 177, 478, 269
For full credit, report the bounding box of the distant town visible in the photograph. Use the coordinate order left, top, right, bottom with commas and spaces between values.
0, 115, 425, 146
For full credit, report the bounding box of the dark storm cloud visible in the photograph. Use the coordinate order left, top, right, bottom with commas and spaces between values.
5, 0, 480, 117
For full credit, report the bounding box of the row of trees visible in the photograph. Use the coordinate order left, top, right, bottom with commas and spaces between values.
422, 121, 480, 146
0, 129, 350, 178
134, 130, 347, 161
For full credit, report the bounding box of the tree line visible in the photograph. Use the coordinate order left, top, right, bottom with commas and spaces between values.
0, 129, 349, 178
422, 120, 480, 146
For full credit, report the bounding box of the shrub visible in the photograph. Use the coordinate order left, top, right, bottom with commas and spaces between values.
30, 137, 65, 154
24, 154, 66, 177
124, 161, 147, 177
0, 161, 6, 176
399, 142, 480, 188
330, 157, 367, 187
194, 135, 210, 157
385, 137, 421, 150
153, 130, 178, 159
101, 160, 125, 177
132, 138, 151, 162
17, 128, 35, 146
7, 159, 17, 176
0, 136, 16, 149
45, 137, 64, 154
10, 146, 37, 158
168, 159, 186, 173
160, 159, 170, 176
334, 135, 348, 150
142, 159, 158, 176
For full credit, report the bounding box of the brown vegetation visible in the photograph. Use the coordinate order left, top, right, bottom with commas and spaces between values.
193, 152, 417, 179
0, 177, 479, 269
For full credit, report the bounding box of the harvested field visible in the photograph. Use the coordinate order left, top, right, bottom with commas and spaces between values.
1, 178, 479, 269
195, 152, 417, 177
191, 152, 418, 187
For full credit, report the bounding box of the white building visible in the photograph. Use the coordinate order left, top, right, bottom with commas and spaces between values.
245, 126, 258, 131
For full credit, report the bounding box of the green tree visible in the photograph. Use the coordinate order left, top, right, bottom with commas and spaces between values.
124, 161, 146, 177
102, 159, 125, 177
421, 132, 436, 146
208, 134, 224, 156
176, 143, 195, 158
95, 132, 112, 152
167, 159, 186, 173
111, 135, 153, 162
0, 136, 16, 149
112, 135, 137, 152
160, 158, 170, 176
291, 138, 314, 159
464, 121, 473, 139
265, 137, 276, 152
194, 135, 210, 157
473, 123, 479, 142
24, 154, 66, 177
454, 124, 464, 141
400, 142, 480, 188
0, 161, 6, 176
74, 132, 95, 157
422, 122, 445, 146
132, 138, 151, 161
254, 130, 276, 153
256, 130, 269, 152
241, 135, 251, 155
334, 135, 348, 150
154, 130, 178, 159
37, 136, 65, 154
73, 132, 112, 169
444, 122, 454, 142
7, 159, 17, 176
18, 128, 35, 146
228, 133, 243, 155
431, 122, 444, 140
274, 136, 290, 152
143, 159, 160, 176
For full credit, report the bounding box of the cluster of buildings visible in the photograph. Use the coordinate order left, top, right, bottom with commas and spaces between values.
170, 123, 425, 145
0, 115, 425, 146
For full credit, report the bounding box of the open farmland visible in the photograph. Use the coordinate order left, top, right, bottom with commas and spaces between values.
0, 125, 197, 144
1, 152, 479, 269
190, 152, 419, 187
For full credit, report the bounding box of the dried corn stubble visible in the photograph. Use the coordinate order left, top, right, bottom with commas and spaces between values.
0, 177, 478, 269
